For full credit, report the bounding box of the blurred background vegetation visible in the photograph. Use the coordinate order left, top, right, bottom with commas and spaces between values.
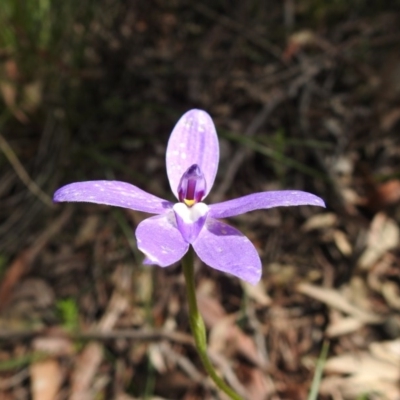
0, 1, 400, 399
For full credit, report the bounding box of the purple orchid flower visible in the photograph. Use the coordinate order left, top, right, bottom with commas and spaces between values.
53, 109, 325, 284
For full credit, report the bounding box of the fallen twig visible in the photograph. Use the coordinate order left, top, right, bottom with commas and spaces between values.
0, 133, 54, 208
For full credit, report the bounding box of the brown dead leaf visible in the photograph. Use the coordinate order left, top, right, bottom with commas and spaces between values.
241, 280, 271, 307
198, 291, 268, 369
267, 263, 297, 286
301, 212, 338, 232
148, 343, 167, 374
297, 282, 383, 324
30, 359, 63, 400
238, 366, 271, 400
209, 315, 266, 368
321, 339, 400, 399
325, 315, 364, 338
70, 342, 104, 400
283, 29, 336, 61
283, 30, 317, 60
348, 276, 371, 311
369, 339, 400, 365
320, 277, 373, 337
333, 229, 353, 256
382, 281, 400, 310
70, 265, 130, 400
358, 213, 399, 270
321, 375, 399, 400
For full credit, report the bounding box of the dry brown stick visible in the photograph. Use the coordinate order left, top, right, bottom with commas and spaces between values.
0, 328, 194, 346
0, 133, 54, 208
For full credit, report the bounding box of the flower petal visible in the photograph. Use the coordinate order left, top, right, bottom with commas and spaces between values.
54, 181, 172, 214
209, 190, 325, 219
136, 211, 189, 266
192, 218, 261, 284
166, 109, 219, 199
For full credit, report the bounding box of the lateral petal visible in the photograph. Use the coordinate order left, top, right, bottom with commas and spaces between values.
209, 190, 325, 218
192, 218, 261, 284
54, 181, 172, 214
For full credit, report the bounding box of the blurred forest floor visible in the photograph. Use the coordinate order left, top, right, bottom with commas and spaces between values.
0, 1, 400, 399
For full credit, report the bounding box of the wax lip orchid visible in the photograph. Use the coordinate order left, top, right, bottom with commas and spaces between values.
53, 109, 325, 284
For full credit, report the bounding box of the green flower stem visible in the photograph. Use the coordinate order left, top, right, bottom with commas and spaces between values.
181, 248, 243, 400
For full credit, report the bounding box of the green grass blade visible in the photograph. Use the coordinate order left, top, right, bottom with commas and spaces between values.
308, 340, 330, 400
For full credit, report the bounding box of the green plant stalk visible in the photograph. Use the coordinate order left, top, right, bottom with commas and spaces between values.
181, 248, 243, 400
307, 340, 330, 400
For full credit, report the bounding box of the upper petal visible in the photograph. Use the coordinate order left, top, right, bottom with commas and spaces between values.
166, 109, 219, 200
53, 181, 172, 214
192, 218, 261, 284
209, 190, 325, 219
136, 212, 189, 267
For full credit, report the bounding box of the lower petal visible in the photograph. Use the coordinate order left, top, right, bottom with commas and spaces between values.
192, 218, 261, 284
135, 212, 189, 267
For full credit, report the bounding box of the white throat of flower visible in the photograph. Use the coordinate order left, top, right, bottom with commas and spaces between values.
173, 202, 209, 223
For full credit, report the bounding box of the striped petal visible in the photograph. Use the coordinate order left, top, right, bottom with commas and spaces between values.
209, 190, 325, 219
166, 109, 219, 200
54, 181, 172, 214
192, 218, 261, 285
135, 212, 189, 266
